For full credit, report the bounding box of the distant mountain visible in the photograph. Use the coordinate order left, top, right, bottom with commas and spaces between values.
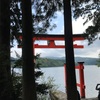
74, 57, 98, 65
10, 57, 17, 61
37, 57, 65, 67
44, 56, 64, 59
10, 56, 98, 67
44, 56, 98, 65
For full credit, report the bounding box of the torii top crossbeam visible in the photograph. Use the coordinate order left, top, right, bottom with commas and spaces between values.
18, 34, 86, 49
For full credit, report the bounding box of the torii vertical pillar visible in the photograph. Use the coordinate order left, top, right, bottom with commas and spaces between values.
63, 0, 78, 100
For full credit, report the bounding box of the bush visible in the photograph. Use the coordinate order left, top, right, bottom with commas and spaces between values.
11, 54, 57, 99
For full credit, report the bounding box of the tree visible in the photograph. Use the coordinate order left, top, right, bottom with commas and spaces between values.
9, 0, 100, 43
10, 0, 22, 45
9, 0, 64, 100
0, 0, 12, 100
71, 0, 100, 44
11, 54, 54, 100
71, 0, 100, 72
10, 1, 63, 100
10, 0, 63, 44
21, 0, 37, 99
10, 0, 100, 45
63, 0, 78, 99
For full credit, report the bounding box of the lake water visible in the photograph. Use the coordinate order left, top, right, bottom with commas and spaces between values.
41, 65, 100, 98
15, 65, 100, 98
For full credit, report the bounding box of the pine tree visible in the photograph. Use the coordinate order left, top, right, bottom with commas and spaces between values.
11, 54, 55, 100
72, 0, 100, 44
0, 0, 12, 100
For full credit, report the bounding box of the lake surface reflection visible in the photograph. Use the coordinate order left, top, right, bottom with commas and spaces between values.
41, 65, 100, 98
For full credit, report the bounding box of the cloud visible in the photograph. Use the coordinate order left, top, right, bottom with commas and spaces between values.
35, 48, 65, 57
34, 38, 100, 58
56, 11, 63, 17
72, 17, 93, 34
11, 15, 100, 58
74, 39, 100, 58
11, 39, 99, 58
11, 47, 22, 58
53, 17, 93, 35
34, 31, 99, 58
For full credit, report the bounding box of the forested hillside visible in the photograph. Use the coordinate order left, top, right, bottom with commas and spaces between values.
11, 57, 98, 67
38, 57, 98, 67
36, 58, 65, 67
75, 57, 98, 65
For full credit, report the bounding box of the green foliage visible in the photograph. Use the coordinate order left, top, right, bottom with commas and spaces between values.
0, 47, 12, 100
10, 0, 22, 45
40, 76, 58, 91
11, 71, 22, 100
10, 0, 63, 45
11, 56, 98, 68
72, 0, 100, 44
37, 76, 58, 100
10, 0, 100, 45
11, 54, 56, 99
36, 58, 65, 67
32, 0, 63, 34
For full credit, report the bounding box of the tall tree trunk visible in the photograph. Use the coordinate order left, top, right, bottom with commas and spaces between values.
0, 0, 12, 100
63, 0, 78, 100
22, 0, 37, 100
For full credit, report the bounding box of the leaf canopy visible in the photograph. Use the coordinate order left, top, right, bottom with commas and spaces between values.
10, 0, 63, 45
72, 0, 100, 44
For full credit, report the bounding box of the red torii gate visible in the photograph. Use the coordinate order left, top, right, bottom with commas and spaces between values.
18, 34, 86, 48
18, 33, 86, 98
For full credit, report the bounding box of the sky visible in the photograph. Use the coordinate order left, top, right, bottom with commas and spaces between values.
11, 12, 100, 58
